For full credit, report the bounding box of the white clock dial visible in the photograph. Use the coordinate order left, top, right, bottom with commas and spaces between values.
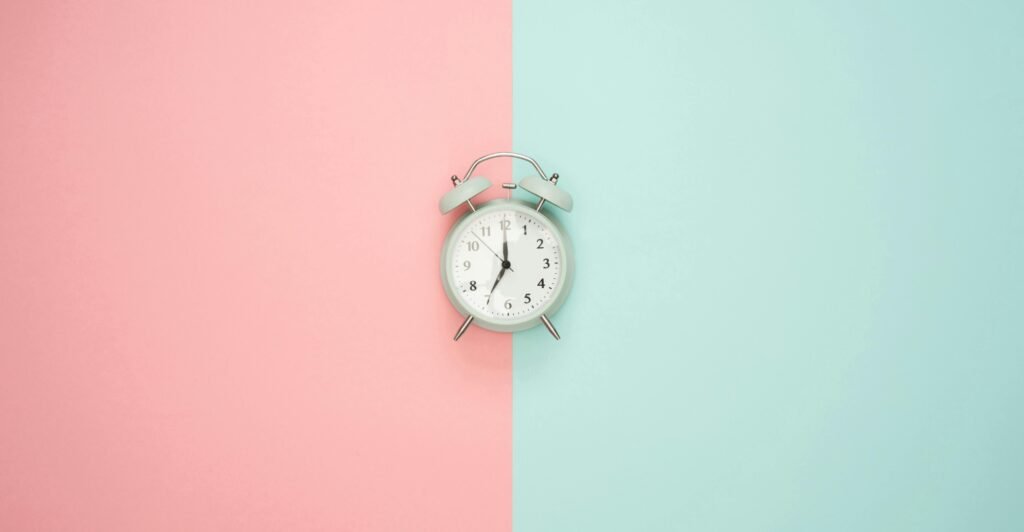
449, 208, 562, 322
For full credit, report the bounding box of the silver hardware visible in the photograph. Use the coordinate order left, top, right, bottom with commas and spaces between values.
454, 315, 474, 341
451, 175, 476, 212
535, 173, 559, 211
457, 154, 559, 213
462, 152, 551, 183
539, 314, 560, 340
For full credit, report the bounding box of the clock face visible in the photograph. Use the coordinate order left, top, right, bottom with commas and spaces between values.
448, 207, 563, 323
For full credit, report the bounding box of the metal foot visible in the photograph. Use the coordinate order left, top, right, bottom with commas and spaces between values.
454, 315, 474, 341
539, 314, 560, 340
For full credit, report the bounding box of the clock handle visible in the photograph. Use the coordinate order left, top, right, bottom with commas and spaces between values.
461, 152, 552, 182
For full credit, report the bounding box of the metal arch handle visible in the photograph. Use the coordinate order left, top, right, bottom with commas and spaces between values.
462, 152, 550, 182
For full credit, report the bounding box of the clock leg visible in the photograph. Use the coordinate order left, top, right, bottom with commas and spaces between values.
540, 314, 561, 340
453, 315, 474, 341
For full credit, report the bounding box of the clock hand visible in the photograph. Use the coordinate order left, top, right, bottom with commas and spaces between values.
502, 216, 509, 263
485, 265, 507, 304
470, 231, 502, 263
471, 230, 514, 272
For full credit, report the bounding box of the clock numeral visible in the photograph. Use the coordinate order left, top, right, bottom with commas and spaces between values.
523, 293, 532, 304
504, 299, 513, 310
469, 281, 477, 291
463, 260, 471, 270
500, 220, 511, 230
537, 278, 545, 289
467, 241, 480, 252
542, 258, 550, 269
536, 239, 544, 249
522, 225, 527, 235
481, 227, 491, 237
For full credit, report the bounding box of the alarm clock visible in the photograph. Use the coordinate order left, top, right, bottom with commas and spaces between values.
439, 152, 574, 341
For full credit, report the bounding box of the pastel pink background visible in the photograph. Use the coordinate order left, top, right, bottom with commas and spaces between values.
0, 2, 511, 530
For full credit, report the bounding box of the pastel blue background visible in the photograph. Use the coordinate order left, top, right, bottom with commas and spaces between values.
512, 1, 1023, 530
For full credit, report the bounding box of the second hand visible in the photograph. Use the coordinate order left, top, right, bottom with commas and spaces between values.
471, 231, 514, 272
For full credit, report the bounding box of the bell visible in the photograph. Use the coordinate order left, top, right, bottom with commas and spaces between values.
519, 175, 573, 212
439, 176, 491, 214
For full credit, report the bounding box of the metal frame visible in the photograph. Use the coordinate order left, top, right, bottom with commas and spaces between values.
462, 152, 551, 182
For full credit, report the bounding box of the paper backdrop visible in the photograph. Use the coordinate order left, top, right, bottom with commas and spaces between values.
3, 1, 1022, 531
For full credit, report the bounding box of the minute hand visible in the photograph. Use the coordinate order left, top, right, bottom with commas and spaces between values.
471, 230, 513, 272
485, 266, 507, 304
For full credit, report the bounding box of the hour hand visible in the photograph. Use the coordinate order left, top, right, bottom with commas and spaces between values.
472, 230, 513, 272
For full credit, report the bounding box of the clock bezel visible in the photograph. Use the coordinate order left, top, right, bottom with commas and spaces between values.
440, 199, 574, 333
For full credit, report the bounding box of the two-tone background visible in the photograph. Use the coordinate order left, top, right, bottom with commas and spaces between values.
2, 1, 1022, 530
